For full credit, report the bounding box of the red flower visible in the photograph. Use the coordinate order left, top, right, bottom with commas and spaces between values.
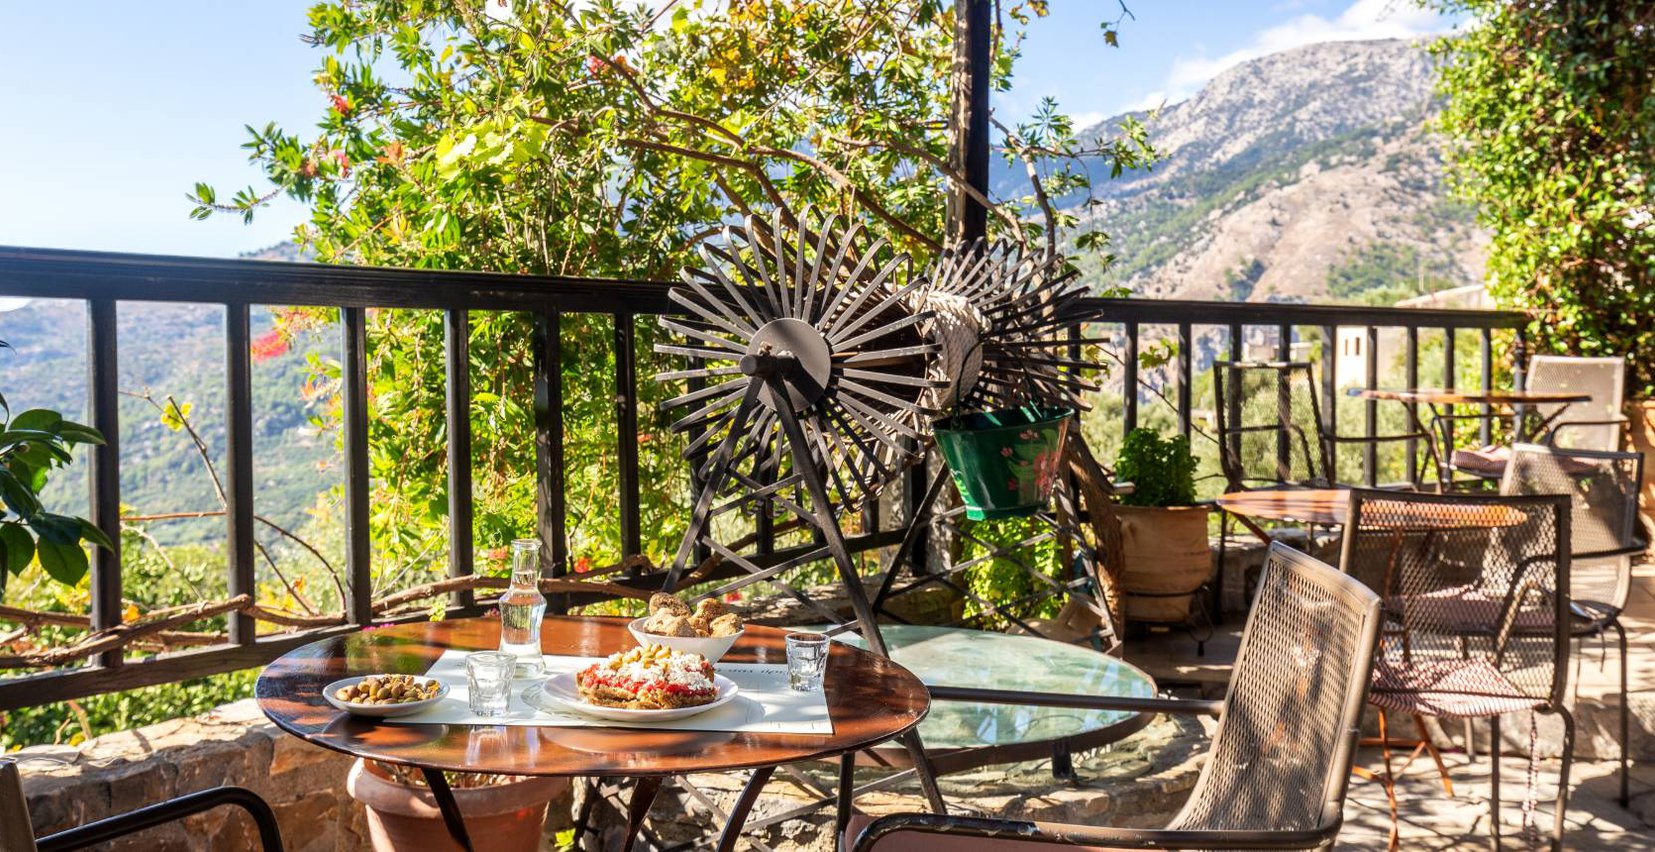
586, 55, 606, 76
574, 556, 592, 573
328, 149, 351, 175
723, 591, 742, 603
250, 330, 289, 363
330, 94, 352, 116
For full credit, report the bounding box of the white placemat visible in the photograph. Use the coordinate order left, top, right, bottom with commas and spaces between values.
379, 651, 833, 734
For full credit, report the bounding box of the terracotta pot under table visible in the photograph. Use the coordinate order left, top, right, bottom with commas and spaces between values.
1115, 504, 1214, 623
1627, 399, 1655, 538
346, 758, 567, 852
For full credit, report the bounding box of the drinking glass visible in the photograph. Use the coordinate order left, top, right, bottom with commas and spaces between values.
465, 651, 515, 716
785, 632, 830, 692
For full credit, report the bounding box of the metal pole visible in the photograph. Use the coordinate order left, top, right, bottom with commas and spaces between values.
948, 0, 992, 245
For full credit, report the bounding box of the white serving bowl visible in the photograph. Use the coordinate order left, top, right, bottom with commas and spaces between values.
627, 617, 744, 662
323, 675, 448, 718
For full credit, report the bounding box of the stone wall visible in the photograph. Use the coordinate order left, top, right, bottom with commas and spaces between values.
14, 699, 364, 851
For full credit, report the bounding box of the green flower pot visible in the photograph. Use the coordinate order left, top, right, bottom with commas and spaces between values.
934, 405, 1075, 520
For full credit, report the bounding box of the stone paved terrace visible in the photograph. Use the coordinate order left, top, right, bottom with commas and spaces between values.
12, 562, 1655, 850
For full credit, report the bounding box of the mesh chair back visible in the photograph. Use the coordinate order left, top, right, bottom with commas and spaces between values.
1169, 543, 1382, 836
1528, 355, 1625, 450
1214, 361, 1331, 490
1339, 489, 1571, 710
1502, 444, 1643, 613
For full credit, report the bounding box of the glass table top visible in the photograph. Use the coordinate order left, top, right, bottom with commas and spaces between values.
834, 625, 1158, 749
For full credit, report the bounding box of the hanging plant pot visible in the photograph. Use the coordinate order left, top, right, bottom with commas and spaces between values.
934, 405, 1074, 520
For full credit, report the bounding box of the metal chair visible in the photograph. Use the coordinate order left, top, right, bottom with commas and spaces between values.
1530, 355, 1627, 451
1338, 488, 1574, 850
849, 542, 1383, 851
1450, 355, 1627, 478
1211, 362, 1422, 613
1, 759, 284, 851
1502, 443, 1646, 807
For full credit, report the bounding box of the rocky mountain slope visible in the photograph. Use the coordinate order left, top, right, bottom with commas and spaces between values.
1060, 38, 1486, 303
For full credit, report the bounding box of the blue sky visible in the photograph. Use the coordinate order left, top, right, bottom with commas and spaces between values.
0, 0, 1456, 260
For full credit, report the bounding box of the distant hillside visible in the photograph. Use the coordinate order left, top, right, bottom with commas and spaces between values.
0, 241, 335, 545
1053, 38, 1486, 304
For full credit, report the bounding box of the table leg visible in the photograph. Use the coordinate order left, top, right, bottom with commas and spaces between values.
620, 775, 665, 852
714, 766, 775, 852
899, 731, 948, 815
835, 753, 856, 852
418, 767, 473, 852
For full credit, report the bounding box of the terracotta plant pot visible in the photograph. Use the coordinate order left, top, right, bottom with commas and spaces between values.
1115, 504, 1214, 623
346, 759, 566, 852
1626, 399, 1655, 537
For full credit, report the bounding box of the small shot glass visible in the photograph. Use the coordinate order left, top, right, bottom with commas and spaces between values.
784, 632, 830, 692
465, 650, 516, 716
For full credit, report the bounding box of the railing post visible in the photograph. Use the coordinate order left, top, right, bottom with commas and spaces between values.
1404, 326, 1420, 487
86, 299, 123, 668
342, 307, 373, 625
1276, 324, 1291, 478
1479, 328, 1494, 446
225, 304, 256, 644
1176, 322, 1192, 438
1443, 327, 1457, 460
1320, 324, 1337, 484
1364, 325, 1379, 486
533, 311, 569, 602
1123, 322, 1139, 435
614, 314, 641, 561
444, 309, 474, 610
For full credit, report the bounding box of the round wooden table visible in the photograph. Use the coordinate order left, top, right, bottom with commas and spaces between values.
1351, 387, 1592, 487
256, 616, 929, 852
1217, 488, 1530, 531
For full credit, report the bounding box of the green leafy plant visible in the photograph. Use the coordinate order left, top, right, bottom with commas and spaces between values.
0, 339, 112, 592
1114, 427, 1196, 508
1427, 1, 1655, 395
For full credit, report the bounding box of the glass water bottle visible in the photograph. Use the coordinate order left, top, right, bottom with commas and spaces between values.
497, 538, 547, 676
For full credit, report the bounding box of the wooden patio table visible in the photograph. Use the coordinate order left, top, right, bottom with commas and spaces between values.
1216, 487, 1528, 531
1351, 387, 1591, 489
256, 616, 929, 852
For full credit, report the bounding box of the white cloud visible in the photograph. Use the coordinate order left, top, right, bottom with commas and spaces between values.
1119, 91, 1169, 115
1068, 110, 1106, 129
1159, 0, 1454, 105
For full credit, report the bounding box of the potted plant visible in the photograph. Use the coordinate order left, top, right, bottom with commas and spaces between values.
345, 759, 567, 852
1111, 428, 1212, 624
934, 405, 1074, 520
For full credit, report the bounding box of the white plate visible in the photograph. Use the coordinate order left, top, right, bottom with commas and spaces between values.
323, 676, 449, 718
534, 672, 739, 723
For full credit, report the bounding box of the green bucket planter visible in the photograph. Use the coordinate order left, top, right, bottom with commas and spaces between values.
934, 405, 1075, 520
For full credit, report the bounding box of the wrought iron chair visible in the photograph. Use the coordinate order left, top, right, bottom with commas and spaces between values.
849, 542, 1383, 851
1338, 488, 1574, 850
1450, 355, 1627, 478
1501, 443, 1646, 807
1211, 361, 1422, 613
1, 759, 284, 851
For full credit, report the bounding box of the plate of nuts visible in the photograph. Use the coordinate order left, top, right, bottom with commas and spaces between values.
324, 674, 449, 717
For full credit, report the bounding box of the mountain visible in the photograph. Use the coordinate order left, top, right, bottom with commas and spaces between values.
0, 242, 334, 546
1059, 38, 1486, 304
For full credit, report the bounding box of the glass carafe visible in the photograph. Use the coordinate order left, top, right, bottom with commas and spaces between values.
497, 538, 547, 676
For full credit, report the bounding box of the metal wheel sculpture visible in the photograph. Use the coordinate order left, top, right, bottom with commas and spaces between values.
655, 208, 951, 814
874, 240, 1123, 653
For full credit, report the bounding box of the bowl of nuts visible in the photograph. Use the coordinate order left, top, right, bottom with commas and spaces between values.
628, 593, 746, 662
324, 674, 448, 718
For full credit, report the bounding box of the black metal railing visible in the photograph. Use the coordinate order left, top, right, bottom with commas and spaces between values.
0, 246, 1527, 709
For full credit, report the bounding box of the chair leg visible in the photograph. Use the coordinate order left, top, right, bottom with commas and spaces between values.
1490, 715, 1503, 851
1465, 719, 1477, 764
1615, 620, 1630, 809
1553, 706, 1575, 852
1378, 708, 1400, 851
1413, 714, 1455, 797
1215, 510, 1231, 626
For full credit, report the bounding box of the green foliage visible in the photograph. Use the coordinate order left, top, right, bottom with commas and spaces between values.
1, 670, 257, 751
0, 343, 110, 594
1428, 1, 1655, 395
1114, 428, 1196, 507
186, 1, 1148, 590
